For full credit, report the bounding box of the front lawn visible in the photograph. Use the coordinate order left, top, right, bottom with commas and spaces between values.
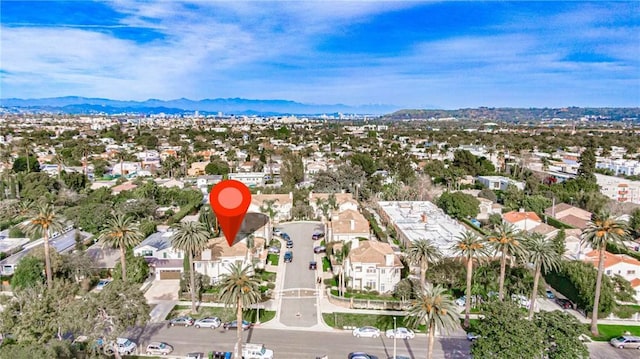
322, 257, 331, 271
589, 324, 640, 341
167, 305, 275, 323
329, 289, 402, 301
267, 254, 279, 266
323, 312, 424, 332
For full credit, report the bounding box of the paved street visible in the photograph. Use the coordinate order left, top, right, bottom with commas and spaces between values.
587, 342, 640, 359
130, 324, 472, 359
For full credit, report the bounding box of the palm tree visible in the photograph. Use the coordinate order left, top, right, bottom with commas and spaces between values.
260, 199, 278, 235
524, 233, 560, 319
407, 238, 442, 288
450, 231, 490, 328
405, 283, 461, 359
487, 222, 524, 301
330, 241, 352, 297
171, 221, 211, 313
218, 263, 262, 359
19, 203, 65, 289
98, 213, 144, 282
581, 211, 628, 336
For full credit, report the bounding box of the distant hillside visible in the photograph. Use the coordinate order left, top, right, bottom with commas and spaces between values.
0, 96, 399, 116
383, 107, 640, 122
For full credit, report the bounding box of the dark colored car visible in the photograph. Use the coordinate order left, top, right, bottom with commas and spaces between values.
312, 232, 325, 240
169, 316, 194, 327
555, 298, 572, 309
309, 261, 317, 270
222, 320, 252, 330
348, 353, 377, 359
281, 233, 290, 240
284, 251, 293, 263
286, 240, 294, 248
313, 246, 326, 253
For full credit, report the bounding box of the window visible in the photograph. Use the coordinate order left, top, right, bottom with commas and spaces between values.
366, 267, 376, 274
163, 252, 167, 259
627, 270, 636, 275
606, 270, 612, 275
366, 280, 376, 289
355, 266, 362, 272
141, 250, 153, 257
380, 269, 386, 275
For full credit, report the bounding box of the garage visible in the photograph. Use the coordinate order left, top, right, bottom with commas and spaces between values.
159, 269, 182, 280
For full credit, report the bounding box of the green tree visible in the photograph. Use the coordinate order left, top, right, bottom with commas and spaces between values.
10, 255, 44, 290
205, 160, 230, 176
280, 152, 304, 188
577, 145, 597, 183
581, 211, 629, 336
524, 233, 560, 319
11, 155, 40, 173
534, 311, 589, 359
350, 153, 376, 176
405, 283, 460, 359
552, 229, 566, 256
407, 238, 442, 289
450, 231, 490, 328
436, 191, 480, 219
97, 213, 144, 282
629, 208, 640, 238
487, 223, 524, 301
171, 221, 211, 313
112, 251, 149, 284
218, 263, 262, 359
19, 203, 65, 289
471, 301, 545, 358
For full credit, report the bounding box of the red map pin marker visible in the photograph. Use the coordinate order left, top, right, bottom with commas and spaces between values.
209, 180, 252, 246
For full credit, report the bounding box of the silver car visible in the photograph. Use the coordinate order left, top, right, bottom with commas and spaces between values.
146, 341, 173, 355
609, 335, 640, 349
194, 316, 222, 329
352, 326, 381, 338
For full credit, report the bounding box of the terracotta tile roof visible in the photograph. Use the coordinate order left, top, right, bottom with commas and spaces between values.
252, 193, 292, 206
630, 278, 640, 288
111, 181, 138, 193
503, 211, 541, 224
331, 209, 369, 234
530, 223, 558, 236
544, 203, 574, 216
583, 250, 640, 269
557, 214, 589, 229
348, 241, 402, 267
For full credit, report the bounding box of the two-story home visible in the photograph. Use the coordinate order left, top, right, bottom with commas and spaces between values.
583, 250, 640, 283
476, 197, 503, 221
477, 176, 525, 191
502, 210, 542, 232
544, 203, 592, 229
134, 231, 184, 280
193, 237, 250, 284
330, 209, 370, 246
228, 172, 266, 188
187, 161, 209, 176
344, 241, 402, 293
251, 192, 293, 224
308, 192, 358, 221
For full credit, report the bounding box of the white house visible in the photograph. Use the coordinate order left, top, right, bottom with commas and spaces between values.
344, 241, 403, 293
476, 176, 525, 191
309, 192, 358, 220
502, 210, 542, 232
251, 193, 293, 224
583, 250, 640, 283
228, 172, 266, 188
631, 279, 640, 303
193, 237, 250, 284
134, 231, 184, 280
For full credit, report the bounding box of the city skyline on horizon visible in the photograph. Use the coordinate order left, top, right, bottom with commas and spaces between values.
1, 1, 639, 110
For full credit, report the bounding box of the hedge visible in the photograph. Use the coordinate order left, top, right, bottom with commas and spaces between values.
167, 200, 202, 224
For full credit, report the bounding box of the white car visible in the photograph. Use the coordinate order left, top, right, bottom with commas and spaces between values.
146, 341, 173, 355
194, 317, 222, 329
352, 326, 381, 338
103, 337, 137, 356
385, 327, 415, 339
511, 294, 531, 308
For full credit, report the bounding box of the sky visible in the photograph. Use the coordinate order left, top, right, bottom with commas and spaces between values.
1, 0, 639, 109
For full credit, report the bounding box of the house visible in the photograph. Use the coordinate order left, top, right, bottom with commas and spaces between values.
187, 161, 209, 176
544, 203, 592, 229
344, 241, 403, 293
251, 193, 293, 224
193, 237, 250, 284
583, 250, 640, 283
156, 178, 185, 189
134, 231, 185, 280
308, 192, 358, 220
529, 222, 559, 240
228, 172, 266, 188
85, 243, 121, 270
630, 278, 640, 303
329, 209, 370, 246
196, 175, 223, 193
476, 197, 503, 221
502, 210, 542, 232
563, 229, 592, 260
476, 175, 525, 191
111, 181, 138, 195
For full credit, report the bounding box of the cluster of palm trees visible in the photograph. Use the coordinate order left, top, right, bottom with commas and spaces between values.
405, 210, 629, 344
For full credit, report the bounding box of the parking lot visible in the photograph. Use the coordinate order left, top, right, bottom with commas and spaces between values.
587, 342, 640, 359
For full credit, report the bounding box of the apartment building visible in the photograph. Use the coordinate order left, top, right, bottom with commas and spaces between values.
596, 173, 640, 204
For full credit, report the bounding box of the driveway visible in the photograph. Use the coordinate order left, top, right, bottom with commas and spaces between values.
144, 279, 180, 303
278, 222, 323, 327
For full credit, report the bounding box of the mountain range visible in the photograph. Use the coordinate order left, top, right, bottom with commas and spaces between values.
0, 96, 400, 116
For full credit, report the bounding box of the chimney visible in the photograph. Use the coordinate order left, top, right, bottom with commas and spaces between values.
289, 192, 293, 200
350, 219, 355, 230
385, 254, 394, 266
519, 208, 525, 213
421, 212, 427, 223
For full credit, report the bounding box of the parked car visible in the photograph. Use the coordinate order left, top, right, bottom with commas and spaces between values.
609, 335, 640, 349
268, 246, 280, 254
312, 232, 325, 240
348, 352, 377, 359
169, 316, 195, 327
286, 240, 294, 248
546, 289, 555, 299
223, 320, 253, 330
194, 317, 222, 329
313, 246, 326, 253
511, 294, 530, 308
146, 341, 173, 355
385, 327, 415, 339
272, 228, 283, 236
555, 298, 572, 309
186, 353, 205, 359
95, 279, 111, 291
284, 251, 293, 263
352, 326, 381, 338
281, 233, 290, 240
309, 261, 317, 270
466, 332, 480, 341
101, 337, 137, 356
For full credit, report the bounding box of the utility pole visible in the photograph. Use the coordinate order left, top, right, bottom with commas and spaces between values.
393, 316, 397, 359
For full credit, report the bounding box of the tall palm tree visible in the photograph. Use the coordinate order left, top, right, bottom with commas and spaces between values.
218, 263, 262, 359
524, 232, 560, 319
405, 283, 461, 359
407, 238, 442, 288
487, 222, 524, 301
98, 213, 143, 282
171, 221, 211, 313
260, 199, 278, 235
581, 211, 628, 336
331, 241, 352, 297
450, 231, 490, 328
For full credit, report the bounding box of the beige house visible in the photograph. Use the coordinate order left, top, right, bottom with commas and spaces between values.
344, 241, 402, 293
309, 192, 358, 220
330, 209, 370, 246
111, 181, 138, 195
193, 237, 250, 284
544, 203, 592, 229
476, 197, 503, 221
187, 161, 209, 176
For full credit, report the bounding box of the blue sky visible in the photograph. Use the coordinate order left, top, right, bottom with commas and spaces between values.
1, 1, 639, 109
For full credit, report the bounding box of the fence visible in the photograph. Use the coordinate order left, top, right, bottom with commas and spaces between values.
327, 289, 410, 310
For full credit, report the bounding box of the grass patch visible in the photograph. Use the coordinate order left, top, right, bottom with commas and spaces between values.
322, 257, 331, 272
589, 324, 640, 341
255, 270, 276, 282
167, 305, 275, 323
267, 254, 279, 266
329, 289, 402, 301
323, 312, 423, 332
